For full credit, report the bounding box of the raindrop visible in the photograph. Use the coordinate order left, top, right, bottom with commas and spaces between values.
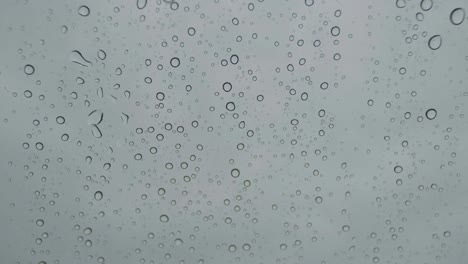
94, 191, 103, 201
91, 125, 102, 138
88, 110, 103, 125
428, 35, 442, 50
226, 102, 236, 111
450, 8, 465, 25
70, 50, 92, 67
97, 50, 107, 60
425, 108, 437, 120
420, 0, 432, 11
304, 0, 314, 6
160, 214, 169, 222
231, 168, 240, 178
78, 5, 90, 17
24, 64, 35, 75
394, 165, 403, 173
170, 57, 180, 68
395, 0, 406, 8
230, 54, 239, 64
222, 82, 232, 92
56, 116, 65, 125
137, 0, 147, 9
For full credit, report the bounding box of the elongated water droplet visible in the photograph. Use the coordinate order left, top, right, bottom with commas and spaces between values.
88, 110, 103, 125
70, 50, 92, 67
91, 125, 102, 138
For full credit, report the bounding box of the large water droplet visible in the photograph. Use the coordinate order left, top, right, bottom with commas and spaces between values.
395, 0, 406, 8
450, 8, 465, 25
137, 0, 147, 9
88, 110, 103, 125
24, 64, 35, 75
94, 191, 103, 201
420, 0, 432, 11
425, 108, 437, 120
428, 35, 442, 50
160, 214, 169, 222
78, 5, 90, 17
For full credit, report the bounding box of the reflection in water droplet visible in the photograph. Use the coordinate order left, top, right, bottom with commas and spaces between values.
450, 8, 465, 25
428, 35, 442, 50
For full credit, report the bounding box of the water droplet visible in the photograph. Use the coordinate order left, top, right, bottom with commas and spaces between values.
94, 191, 103, 201
187, 27, 196, 36
231, 168, 240, 178
228, 244, 237, 252
396, 0, 406, 8
394, 165, 403, 173
315, 196, 323, 204
160, 214, 169, 222
70, 50, 92, 67
226, 102, 236, 111
97, 49, 107, 60
36, 219, 44, 226
304, 0, 314, 6
56, 116, 65, 125
425, 108, 437, 120
450, 8, 465, 25
24, 64, 35, 75
420, 0, 432, 11
137, 0, 147, 9
428, 35, 442, 50
78, 5, 90, 17
222, 82, 232, 92
88, 110, 104, 125
170, 57, 180, 68
91, 125, 102, 138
